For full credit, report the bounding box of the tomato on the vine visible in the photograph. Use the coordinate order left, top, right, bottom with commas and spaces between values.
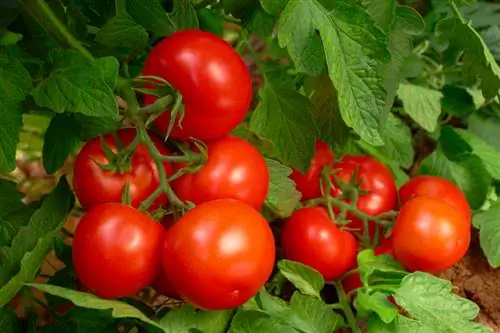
290, 141, 335, 200
281, 206, 357, 281
161, 199, 275, 310
143, 29, 252, 141
72, 128, 172, 210
172, 136, 269, 210
328, 155, 397, 236
398, 175, 471, 222
392, 197, 470, 273
72, 203, 164, 299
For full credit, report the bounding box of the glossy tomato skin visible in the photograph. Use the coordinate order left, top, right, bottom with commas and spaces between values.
72, 128, 172, 210
281, 207, 357, 281
392, 197, 470, 273
290, 141, 335, 200
143, 29, 252, 141
162, 199, 275, 310
399, 175, 471, 222
172, 136, 269, 210
72, 203, 164, 299
329, 155, 397, 235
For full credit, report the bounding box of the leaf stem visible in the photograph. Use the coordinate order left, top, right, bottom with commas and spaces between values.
449, 1, 466, 24
334, 281, 361, 333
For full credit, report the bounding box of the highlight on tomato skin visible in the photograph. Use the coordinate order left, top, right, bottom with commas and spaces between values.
142, 29, 253, 142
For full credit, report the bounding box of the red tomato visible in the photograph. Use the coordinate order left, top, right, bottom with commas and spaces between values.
162, 199, 275, 310
392, 197, 470, 273
172, 136, 269, 209
399, 175, 471, 222
290, 141, 335, 200
281, 207, 357, 281
143, 29, 252, 141
328, 155, 397, 236
72, 128, 172, 210
72, 204, 164, 299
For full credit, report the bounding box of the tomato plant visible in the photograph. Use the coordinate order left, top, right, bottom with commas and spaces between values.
72, 203, 164, 299
162, 199, 275, 310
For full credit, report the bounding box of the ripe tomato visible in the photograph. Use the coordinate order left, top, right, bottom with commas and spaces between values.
143, 29, 252, 141
392, 197, 470, 273
72, 203, 164, 299
162, 199, 275, 310
399, 175, 471, 222
281, 207, 357, 281
172, 136, 269, 210
328, 155, 397, 236
73, 128, 172, 210
290, 141, 335, 200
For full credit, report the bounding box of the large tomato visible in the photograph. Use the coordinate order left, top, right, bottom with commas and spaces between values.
73, 128, 172, 210
172, 136, 269, 210
162, 199, 275, 310
290, 141, 335, 200
328, 155, 397, 236
392, 197, 470, 273
399, 175, 471, 222
152, 215, 179, 299
72, 203, 164, 299
143, 29, 252, 141
281, 207, 357, 281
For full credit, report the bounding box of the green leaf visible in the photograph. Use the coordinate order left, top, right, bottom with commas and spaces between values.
441, 85, 476, 118
289, 293, 341, 333
397, 83, 443, 132
43, 114, 81, 174
95, 14, 148, 52
243, 8, 276, 40
159, 304, 233, 333
481, 25, 500, 61
277, 260, 324, 298
32, 50, 118, 118
355, 290, 398, 324
278, 0, 390, 146
357, 249, 406, 285
376, 113, 414, 168
436, 17, 500, 100
28, 284, 163, 331
264, 159, 301, 218
0, 180, 25, 218
361, 0, 396, 31
460, 2, 500, 30
468, 113, 500, 152
368, 315, 438, 333
198, 9, 224, 36
127, 0, 175, 36
76, 113, 122, 140
394, 272, 490, 332
249, 71, 317, 173
94, 57, 120, 89
473, 202, 500, 268
0, 219, 17, 247
0, 51, 32, 172
171, 0, 199, 30
70, 308, 117, 333
0, 307, 21, 333
0, 179, 74, 306
421, 147, 491, 209
228, 309, 293, 333
260, 0, 288, 15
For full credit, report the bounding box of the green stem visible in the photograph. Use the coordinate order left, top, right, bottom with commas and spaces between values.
240, 29, 266, 76
334, 281, 361, 333
20, 0, 94, 61
449, 1, 466, 24
115, 0, 127, 14
139, 95, 174, 114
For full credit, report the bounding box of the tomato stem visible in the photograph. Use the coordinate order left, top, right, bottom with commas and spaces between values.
333, 281, 361, 333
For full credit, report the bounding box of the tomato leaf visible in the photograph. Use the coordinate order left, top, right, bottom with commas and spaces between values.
375, 113, 414, 169
32, 50, 118, 118
441, 85, 477, 118
126, 0, 176, 36
0, 180, 25, 218
43, 114, 81, 174
95, 13, 148, 53
277, 260, 324, 298
70, 308, 117, 333
260, 0, 287, 15
278, 0, 390, 146
0, 178, 74, 306
249, 71, 318, 173
76, 113, 122, 141
289, 293, 343, 333
468, 112, 500, 153
264, 159, 301, 219
171, 0, 199, 30
436, 15, 500, 101
0, 51, 32, 173
354, 290, 398, 324
198, 9, 225, 37
393, 272, 491, 332
0, 307, 22, 333
357, 250, 406, 285
243, 8, 276, 40
158, 304, 233, 333
228, 309, 293, 333
28, 284, 163, 331
473, 202, 500, 268
368, 315, 443, 333
397, 83, 443, 132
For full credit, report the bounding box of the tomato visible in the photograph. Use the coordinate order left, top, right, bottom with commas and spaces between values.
172, 136, 269, 210
281, 207, 357, 281
399, 175, 471, 222
72, 203, 164, 299
73, 128, 173, 210
328, 155, 397, 236
290, 141, 335, 200
143, 29, 252, 141
162, 199, 275, 310
392, 197, 470, 273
